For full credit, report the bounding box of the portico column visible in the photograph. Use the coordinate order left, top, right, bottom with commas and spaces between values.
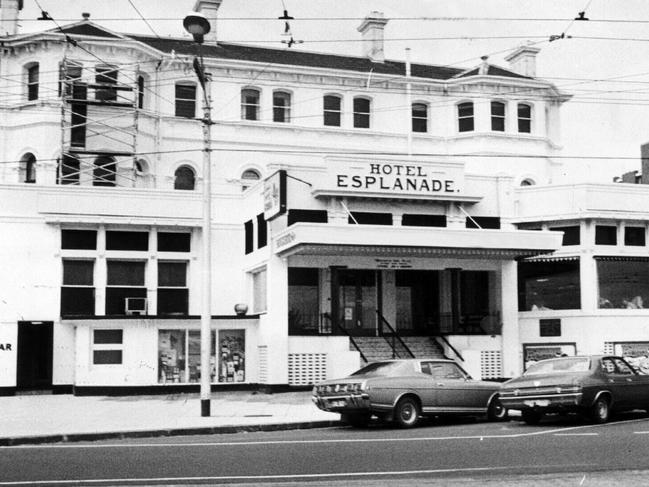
263, 253, 289, 385
500, 260, 520, 377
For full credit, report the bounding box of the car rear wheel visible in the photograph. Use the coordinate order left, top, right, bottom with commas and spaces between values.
521, 409, 543, 425
394, 396, 420, 428
590, 397, 610, 424
487, 396, 508, 421
341, 412, 371, 428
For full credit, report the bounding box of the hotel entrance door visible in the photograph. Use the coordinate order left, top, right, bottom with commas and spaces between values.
333, 269, 378, 335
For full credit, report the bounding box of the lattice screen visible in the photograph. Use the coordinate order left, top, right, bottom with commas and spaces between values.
258, 345, 268, 384
480, 350, 503, 379
288, 353, 327, 386
603, 342, 615, 355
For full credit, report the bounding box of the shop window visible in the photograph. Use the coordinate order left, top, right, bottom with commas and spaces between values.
597, 258, 649, 309
273, 90, 291, 123
158, 329, 216, 384
157, 261, 188, 315
62, 229, 97, 250
57, 155, 80, 185
19, 153, 36, 183
412, 103, 428, 133
466, 216, 501, 229
93, 156, 117, 187
174, 165, 196, 190
241, 168, 261, 191
518, 103, 532, 133
218, 330, 246, 382
252, 268, 267, 313
323, 94, 342, 126
518, 260, 581, 311
595, 225, 617, 245
95, 65, 118, 102
402, 214, 446, 227
549, 225, 580, 246
175, 83, 196, 118
137, 75, 145, 109
349, 211, 392, 225
353, 97, 371, 128
491, 101, 505, 131
106, 231, 148, 251
457, 102, 474, 132
257, 213, 267, 249
105, 260, 146, 315
25, 63, 39, 101
244, 219, 254, 254
61, 259, 95, 316
625, 226, 645, 246
157, 232, 191, 252
241, 88, 260, 121
288, 209, 328, 225
288, 268, 320, 334
92, 329, 123, 364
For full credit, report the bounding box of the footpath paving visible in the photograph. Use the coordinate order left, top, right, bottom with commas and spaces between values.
0, 391, 340, 446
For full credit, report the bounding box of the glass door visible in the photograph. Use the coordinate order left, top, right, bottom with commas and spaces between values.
338, 270, 377, 335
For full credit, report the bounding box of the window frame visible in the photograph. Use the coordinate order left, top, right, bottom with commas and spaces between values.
272, 90, 291, 123
353, 96, 371, 129
92, 328, 123, 365
26, 62, 39, 101
411, 102, 428, 133
95, 65, 118, 102
157, 260, 189, 316
323, 94, 342, 127
457, 102, 474, 132
175, 82, 197, 118
491, 101, 506, 132
61, 258, 96, 316
174, 165, 196, 190
241, 87, 260, 121
518, 103, 532, 133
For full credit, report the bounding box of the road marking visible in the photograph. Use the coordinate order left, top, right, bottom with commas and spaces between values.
554, 433, 599, 436
0, 464, 596, 486
2, 418, 646, 450
633, 431, 649, 434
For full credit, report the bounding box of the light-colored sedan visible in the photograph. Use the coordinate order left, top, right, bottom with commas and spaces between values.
312, 359, 507, 428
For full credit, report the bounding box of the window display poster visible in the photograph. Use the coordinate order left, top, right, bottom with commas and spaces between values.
218, 330, 245, 382
614, 342, 649, 374
523, 344, 576, 370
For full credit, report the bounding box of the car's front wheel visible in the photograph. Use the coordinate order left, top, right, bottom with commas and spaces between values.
521, 409, 543, 425
487, 396, 508, 421
394, 396, 420, 428
341, 412, 371, 428
589, 396, 610, 424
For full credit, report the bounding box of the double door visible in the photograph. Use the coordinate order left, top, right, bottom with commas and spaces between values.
334, 269, 378, 335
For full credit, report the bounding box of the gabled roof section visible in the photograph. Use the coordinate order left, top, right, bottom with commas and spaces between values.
50, 21, 125, 40
454, 64, 530, 80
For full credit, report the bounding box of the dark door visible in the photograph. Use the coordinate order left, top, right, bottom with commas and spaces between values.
16, 321, 53, 390
337, 270, 377, 335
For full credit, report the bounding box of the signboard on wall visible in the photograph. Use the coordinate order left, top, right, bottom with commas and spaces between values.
263, 170, 287, 221
523, 343, 576, 370
0, 324, 17, 387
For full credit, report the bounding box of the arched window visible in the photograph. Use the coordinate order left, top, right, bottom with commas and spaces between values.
520, 178, 535, 186
174, 165, 196, 190
323, 94, 342, 126
175, 83, 196, 118
241, 88, 260, 121
412, 103, 428, 133
25, 63, 39, 101
457, 102, 474, 132
353, 97, 371, 128
93, 156, 116, 186
518, 103, 532, 133
241, 168, 261, 191
19, 153, 36, 183
491, 101, 506, 131
273, 90, 291, 123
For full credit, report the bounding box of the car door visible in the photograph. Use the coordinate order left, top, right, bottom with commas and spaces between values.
425, 362, 486, 412
612, 357, 649, 408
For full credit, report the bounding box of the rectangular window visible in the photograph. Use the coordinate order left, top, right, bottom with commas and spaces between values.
595, 225, 617, 245
157, 232, 191, 252
412, 103, 428, 133
491, 101, 505, 131
402, 214, 447, 227
244, 220, 254, 254
218, 329, 246, 383
597, 258, 649, 309
158, 329, 216, 384
349, 212, 392, 225
106, 231, 149, 251
549, 225, 580, 246
288, 268, 320, 334
61, 259, 95, 316
458, 102, 474, 132
518, 260, 581, 311
241, 89, 260, 120
518, 103, 532, 133
105, 260, 146, 315
625, 226, 645, 246
95, 65, 118, 102
287, 209, 328, 225
92, 328, 123, 365
157, 261, 188, 315
273, 91, 291, 123
27, 64, 39, 101
353, 97, 370, 128
257, 213, 267, 249
61, 229, 97, 250
324, 95, 341, 126
252, 268, 267, 313
175, 84, 196, 118
59, 155, 81, 185
465, 216, 501, 229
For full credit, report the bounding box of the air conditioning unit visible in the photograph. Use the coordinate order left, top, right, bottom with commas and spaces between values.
125, 297, 147, 316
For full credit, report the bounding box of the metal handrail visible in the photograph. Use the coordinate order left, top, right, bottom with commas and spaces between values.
375, 310, 415, 359
322, 312, 368, 363
435, 335, 465, 363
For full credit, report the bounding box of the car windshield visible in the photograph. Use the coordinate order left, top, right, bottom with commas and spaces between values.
524, 357, 591, 376
351, 361, 414, 377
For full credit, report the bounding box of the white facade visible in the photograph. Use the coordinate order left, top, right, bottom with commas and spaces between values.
1, 2, 647, 394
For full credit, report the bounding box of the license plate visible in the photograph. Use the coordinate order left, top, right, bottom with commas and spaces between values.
524, 399, 550, 407
329, 400, 346, 408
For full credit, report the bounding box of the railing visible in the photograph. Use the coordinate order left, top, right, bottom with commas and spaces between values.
438, 311, 502, 335
376, 310, 415, 359
321, 312, 368, 363
434, 335, 465, 363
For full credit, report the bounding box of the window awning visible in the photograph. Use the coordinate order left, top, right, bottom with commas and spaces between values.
594, 256, 649, 262
520, 255, 580, 263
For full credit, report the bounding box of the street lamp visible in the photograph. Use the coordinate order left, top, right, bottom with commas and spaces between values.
184, 11, 213, 417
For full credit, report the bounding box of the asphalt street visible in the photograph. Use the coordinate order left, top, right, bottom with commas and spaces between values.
2, 413, 649, 486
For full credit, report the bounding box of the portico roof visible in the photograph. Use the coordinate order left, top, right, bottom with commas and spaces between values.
273, 223, 563, 259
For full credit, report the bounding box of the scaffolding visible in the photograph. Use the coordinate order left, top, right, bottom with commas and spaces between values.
58, 57, 140, 187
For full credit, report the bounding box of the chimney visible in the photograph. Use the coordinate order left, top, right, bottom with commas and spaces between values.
193, 0, 221, 43
641, 142, 649, 184
504, 43, 541, 77
0, 0, 22, 37
357, 11, 388, 63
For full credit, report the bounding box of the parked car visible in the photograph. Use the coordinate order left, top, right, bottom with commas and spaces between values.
312, 358, 507, 428
500, 355, 649, 425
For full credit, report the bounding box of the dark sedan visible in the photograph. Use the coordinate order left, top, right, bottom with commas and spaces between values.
312, 358, 507, 428
500, 355, 649, 424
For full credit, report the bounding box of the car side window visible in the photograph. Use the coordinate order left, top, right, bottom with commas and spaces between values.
423, 363, 464, 379
601, 358, 616, 374
420, 362, 432, 375
613, 358, 634, 375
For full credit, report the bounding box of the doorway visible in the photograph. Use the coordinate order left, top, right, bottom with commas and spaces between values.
16, 321, 53, 390
335, 270, 378, 335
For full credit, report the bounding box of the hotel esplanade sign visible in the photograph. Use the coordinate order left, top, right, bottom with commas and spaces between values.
311, 157, 481, 203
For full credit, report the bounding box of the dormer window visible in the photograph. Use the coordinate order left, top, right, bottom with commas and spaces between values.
412, 103, 428, 133
518, 103, 532, 133
273, 91, 291, 123
457, 102, 474, 132
491, 101, 505, 131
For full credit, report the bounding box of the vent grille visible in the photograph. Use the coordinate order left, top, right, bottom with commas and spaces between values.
480, 350, 502, 379
258, 345, 268, 384
288, 353, 327, 386
603, 342, 615, 355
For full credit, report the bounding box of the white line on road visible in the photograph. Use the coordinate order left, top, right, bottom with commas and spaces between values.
633, 431, 649, 434
553, 433, 599, 436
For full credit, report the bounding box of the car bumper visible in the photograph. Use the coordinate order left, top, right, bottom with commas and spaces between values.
312, 393, 371, 412
500, 392, 583, 411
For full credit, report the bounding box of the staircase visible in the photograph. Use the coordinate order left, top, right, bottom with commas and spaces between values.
351, 336, 445, 363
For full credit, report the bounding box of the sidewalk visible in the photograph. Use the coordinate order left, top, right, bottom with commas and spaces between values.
0, 391, 341, 446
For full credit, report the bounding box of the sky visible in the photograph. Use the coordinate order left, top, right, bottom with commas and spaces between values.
14, 0, 649, 182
